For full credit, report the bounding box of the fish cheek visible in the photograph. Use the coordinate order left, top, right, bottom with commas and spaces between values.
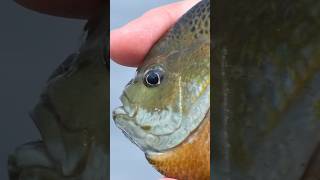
143, 81, 179, 112
145, 86, 178, 111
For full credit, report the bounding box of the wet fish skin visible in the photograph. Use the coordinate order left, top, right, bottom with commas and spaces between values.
113, 0, 210, 179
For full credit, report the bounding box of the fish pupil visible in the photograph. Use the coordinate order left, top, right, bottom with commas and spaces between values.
146, 72, 159, 85
144, 69, 163, 87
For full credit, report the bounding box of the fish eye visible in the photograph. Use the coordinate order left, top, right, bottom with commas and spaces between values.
143, 68, 164, 87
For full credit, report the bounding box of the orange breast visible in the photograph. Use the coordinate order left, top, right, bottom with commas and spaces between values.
147, 112, 210, 180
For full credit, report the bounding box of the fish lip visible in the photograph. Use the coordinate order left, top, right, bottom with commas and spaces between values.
112, 106, 137, 122
113, 92, 138, 119
112, 106, 130, 120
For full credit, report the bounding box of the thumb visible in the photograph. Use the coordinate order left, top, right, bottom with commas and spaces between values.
110, 0, 200, 67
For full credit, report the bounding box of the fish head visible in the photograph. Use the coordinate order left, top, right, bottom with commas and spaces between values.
113, 38, 210, 153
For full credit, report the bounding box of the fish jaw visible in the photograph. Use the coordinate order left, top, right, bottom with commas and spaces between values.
113, 106, 158, 152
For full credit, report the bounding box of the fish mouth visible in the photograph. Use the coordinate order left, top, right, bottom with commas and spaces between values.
112, 94, 159, 152
112, 91, 140, 122
112, 106, 135, 121
113, 105, 159, 152
112, 92, 138, 126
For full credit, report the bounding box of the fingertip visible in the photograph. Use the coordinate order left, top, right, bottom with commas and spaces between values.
110, 12, 170, 67
110, 0, 201, 67
110, 28, 152, 67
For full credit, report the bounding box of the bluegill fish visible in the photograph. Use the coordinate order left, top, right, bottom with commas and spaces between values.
213, 0, 320, 179
113, 0, 210, 179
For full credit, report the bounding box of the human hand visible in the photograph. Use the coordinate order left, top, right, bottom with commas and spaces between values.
110, 0, 201, 67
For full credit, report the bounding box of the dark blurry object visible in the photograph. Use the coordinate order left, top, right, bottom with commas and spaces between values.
8, 1, 109, 180
213, 0, 320, 179
14, 0, 100, 19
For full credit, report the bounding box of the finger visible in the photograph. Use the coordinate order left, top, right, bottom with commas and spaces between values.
14, 0, 100, 19
110, 0, 200, 67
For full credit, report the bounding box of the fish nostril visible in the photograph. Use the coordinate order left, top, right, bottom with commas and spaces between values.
125, 79, 133, 87
125, 78, 138, 87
